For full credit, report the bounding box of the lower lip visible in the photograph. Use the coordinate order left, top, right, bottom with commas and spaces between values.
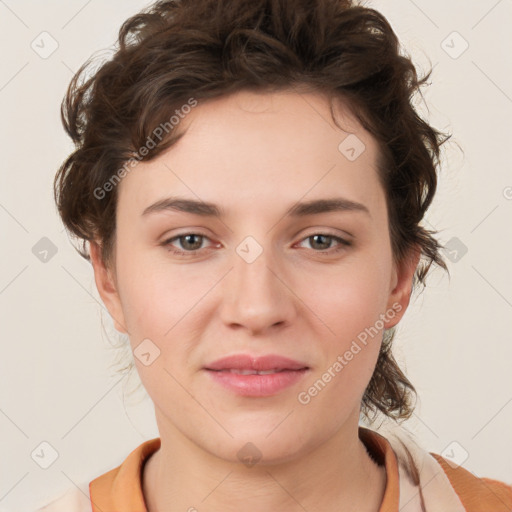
205, 369, 309, 397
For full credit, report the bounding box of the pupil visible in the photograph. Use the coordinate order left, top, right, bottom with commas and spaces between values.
312, 234, 330, 250
183, 234, 201, 250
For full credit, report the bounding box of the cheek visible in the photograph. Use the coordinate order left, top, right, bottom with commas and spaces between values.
314, 285, 384, 384
115, 251, 220, 388
311, 255, 392, 340
115, 247, 201, 336
300, 250, 392, 393
296, 271, 387, 417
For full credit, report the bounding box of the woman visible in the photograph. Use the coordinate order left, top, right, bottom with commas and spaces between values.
38, 0, 512, 510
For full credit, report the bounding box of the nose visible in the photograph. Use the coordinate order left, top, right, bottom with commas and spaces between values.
218, 239, 297, 336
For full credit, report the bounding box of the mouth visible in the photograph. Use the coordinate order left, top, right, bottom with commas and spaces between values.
203, 354, 310, 397
204, 353, 309, 372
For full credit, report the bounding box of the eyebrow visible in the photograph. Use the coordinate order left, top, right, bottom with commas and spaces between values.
142, 196, 371, 218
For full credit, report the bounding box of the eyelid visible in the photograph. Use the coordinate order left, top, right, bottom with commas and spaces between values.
161, 231, 217, 253
298, 227, 353, 240
294, 232, 352, 251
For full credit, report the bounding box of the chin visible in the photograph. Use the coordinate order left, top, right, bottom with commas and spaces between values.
204, 426, 313, 467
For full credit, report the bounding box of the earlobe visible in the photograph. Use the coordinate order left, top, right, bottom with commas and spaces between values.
89, 241, 128, 334
384, 246, 421, 329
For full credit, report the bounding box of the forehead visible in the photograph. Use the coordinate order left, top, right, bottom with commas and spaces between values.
117, 89, 384, 220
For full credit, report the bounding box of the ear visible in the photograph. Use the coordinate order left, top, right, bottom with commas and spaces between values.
384, 245, 421, 329
89, 241, 128, 334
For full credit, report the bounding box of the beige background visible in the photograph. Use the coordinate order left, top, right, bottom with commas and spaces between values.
1, 0, 511, 510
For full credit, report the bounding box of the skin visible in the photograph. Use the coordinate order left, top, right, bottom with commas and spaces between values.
90, 89, 420, 512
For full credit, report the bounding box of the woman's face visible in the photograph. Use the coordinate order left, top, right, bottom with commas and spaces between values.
92, 89, 418, 464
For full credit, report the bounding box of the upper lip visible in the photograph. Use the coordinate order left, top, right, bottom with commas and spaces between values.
204, 354, 309, 371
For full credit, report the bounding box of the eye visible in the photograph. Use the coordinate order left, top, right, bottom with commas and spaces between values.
296, 233, 352, 254
161, 231, 352, 257
162, 233, 214, 256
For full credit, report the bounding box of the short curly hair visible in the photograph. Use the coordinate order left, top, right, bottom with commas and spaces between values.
54, 0, 451, 422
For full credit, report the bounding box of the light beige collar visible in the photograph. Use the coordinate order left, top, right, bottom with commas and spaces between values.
380, 424, 467, 511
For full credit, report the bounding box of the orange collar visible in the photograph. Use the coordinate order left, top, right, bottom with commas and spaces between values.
90, 437, 161, 512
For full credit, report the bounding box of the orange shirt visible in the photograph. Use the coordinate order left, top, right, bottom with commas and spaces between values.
37, 427, 512, 512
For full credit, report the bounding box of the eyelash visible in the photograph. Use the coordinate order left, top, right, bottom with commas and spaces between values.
161, 232, 352, 257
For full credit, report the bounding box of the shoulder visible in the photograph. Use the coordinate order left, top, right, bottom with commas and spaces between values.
370, 422, 512, 512
431, 452, 512, 512
34, 486, 92, 512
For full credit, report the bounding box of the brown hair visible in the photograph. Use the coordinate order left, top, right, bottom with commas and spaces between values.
54, 0, 451, 422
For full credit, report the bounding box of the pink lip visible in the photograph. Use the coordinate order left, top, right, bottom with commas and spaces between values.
205, 354, 309, 372
204, 354, 310, 397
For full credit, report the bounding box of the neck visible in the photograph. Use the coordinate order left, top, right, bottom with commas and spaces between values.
142, 415, 386, 512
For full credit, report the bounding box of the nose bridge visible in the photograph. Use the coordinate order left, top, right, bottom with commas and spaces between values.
220, 234, 294, 333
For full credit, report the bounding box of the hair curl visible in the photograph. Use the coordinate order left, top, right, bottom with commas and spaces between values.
54, 0, 451, 422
